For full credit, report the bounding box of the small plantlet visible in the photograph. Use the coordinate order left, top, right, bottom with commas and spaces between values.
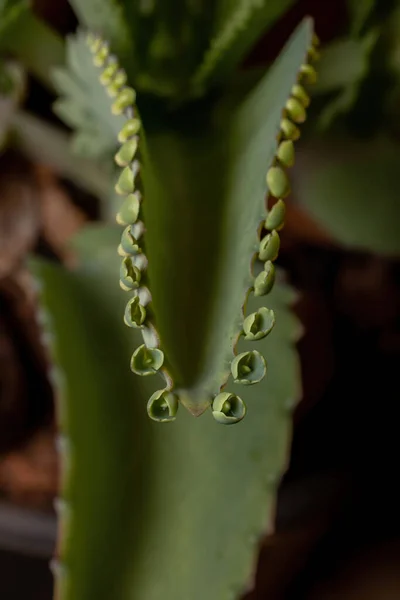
86, 20, 318, 424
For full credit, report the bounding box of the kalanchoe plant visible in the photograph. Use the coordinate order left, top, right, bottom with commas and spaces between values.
31, 5, 320, 599
80, 21, 318, 425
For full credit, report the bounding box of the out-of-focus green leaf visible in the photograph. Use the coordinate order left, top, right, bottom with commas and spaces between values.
0, 61, 25, 148
192, 0, 295, 93
68, 0, 133, 67
313, 38, 368, 95
293, 136, 400, 255
0, 9, 64, 90
52, 31, 125, 158
11, 110, 111, 198
347, 0, 376, 35
0, 0, 28, 39
34, 223, 301, 600
142, 19, 313, 414
313, 34, 378, 129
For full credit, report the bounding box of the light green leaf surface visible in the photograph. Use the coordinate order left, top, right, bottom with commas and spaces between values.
52, 31, 125, 158
293, 136, 400, 255
68, 0, 133, 66
34, 224, 301, 600
141, 19, 313, 413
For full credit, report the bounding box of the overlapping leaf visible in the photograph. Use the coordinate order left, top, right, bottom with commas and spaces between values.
140, 19, 313, 413
293, 135, 400, 255
52, 31, 125, 158
68, 0, 133, 66
34, 225, 301, 600
192, 0, 295, 93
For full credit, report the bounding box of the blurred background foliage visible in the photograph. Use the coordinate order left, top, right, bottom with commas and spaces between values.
0, 1, 399, 599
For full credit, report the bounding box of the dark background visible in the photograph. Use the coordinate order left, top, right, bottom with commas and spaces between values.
1, 0, 399, 598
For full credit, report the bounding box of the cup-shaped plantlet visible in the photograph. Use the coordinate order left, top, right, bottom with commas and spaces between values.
111, 87, 136, 114
254, 261, 275, 296
265, 199, 286, 231
308, 45, 320, 61
119, 257, 141, 291
93, 43, 109, 67
124, 296, 146, 328
243, 307, 275, 341
285, 97, 306, 124
259, 230, 280, 262
130, 344, 164, 376
87, 34, 101, 53
291, 83, 310, 107
119, 225, 141, 256
231, 350, 267, 385
276, 140, 295, 167
299, 63, 317, 84
115, 138, 138, 167
118, 119, 141, 143
212, 392, 247, 425
147, 390, 178, 422
113, 70, 127, 89
99, 60, 118, 85
280, 118, 300, 141
116, 193, 141, 226
115, 166, 135, 196
266, 166, 290, 198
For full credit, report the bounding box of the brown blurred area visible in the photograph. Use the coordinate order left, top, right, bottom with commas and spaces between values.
0, 0, 399, 599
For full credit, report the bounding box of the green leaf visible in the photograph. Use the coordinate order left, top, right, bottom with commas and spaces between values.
52, 30, 125, 158
347, 0, 376, 36
33, 225, 301, 600
0, 61, 25, 148
141, 18, 313, 413
192, 0, 295, 93
11, 110, 112, 199
0, 0, 29, 40
293, 135, 400, 255
0, 8, 65, 90
68, 0, 133, 67
313, 35, 378, 129
312, 38, 369, 95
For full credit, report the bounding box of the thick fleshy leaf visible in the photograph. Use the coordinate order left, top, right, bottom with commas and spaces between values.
33, 226, 301, 600
68, 0, 133, 64
141, 18, 313, 413
293, 136, 400, 255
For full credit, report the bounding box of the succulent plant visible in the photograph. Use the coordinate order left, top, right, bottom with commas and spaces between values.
30, 3, 319, 599
79, 19, 318, 425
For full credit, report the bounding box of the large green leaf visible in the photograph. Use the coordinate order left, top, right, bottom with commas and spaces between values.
141, 19, 313, 413
293, 135, 400, 255
68, 0, 133, 67
34, 224, 301, 600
